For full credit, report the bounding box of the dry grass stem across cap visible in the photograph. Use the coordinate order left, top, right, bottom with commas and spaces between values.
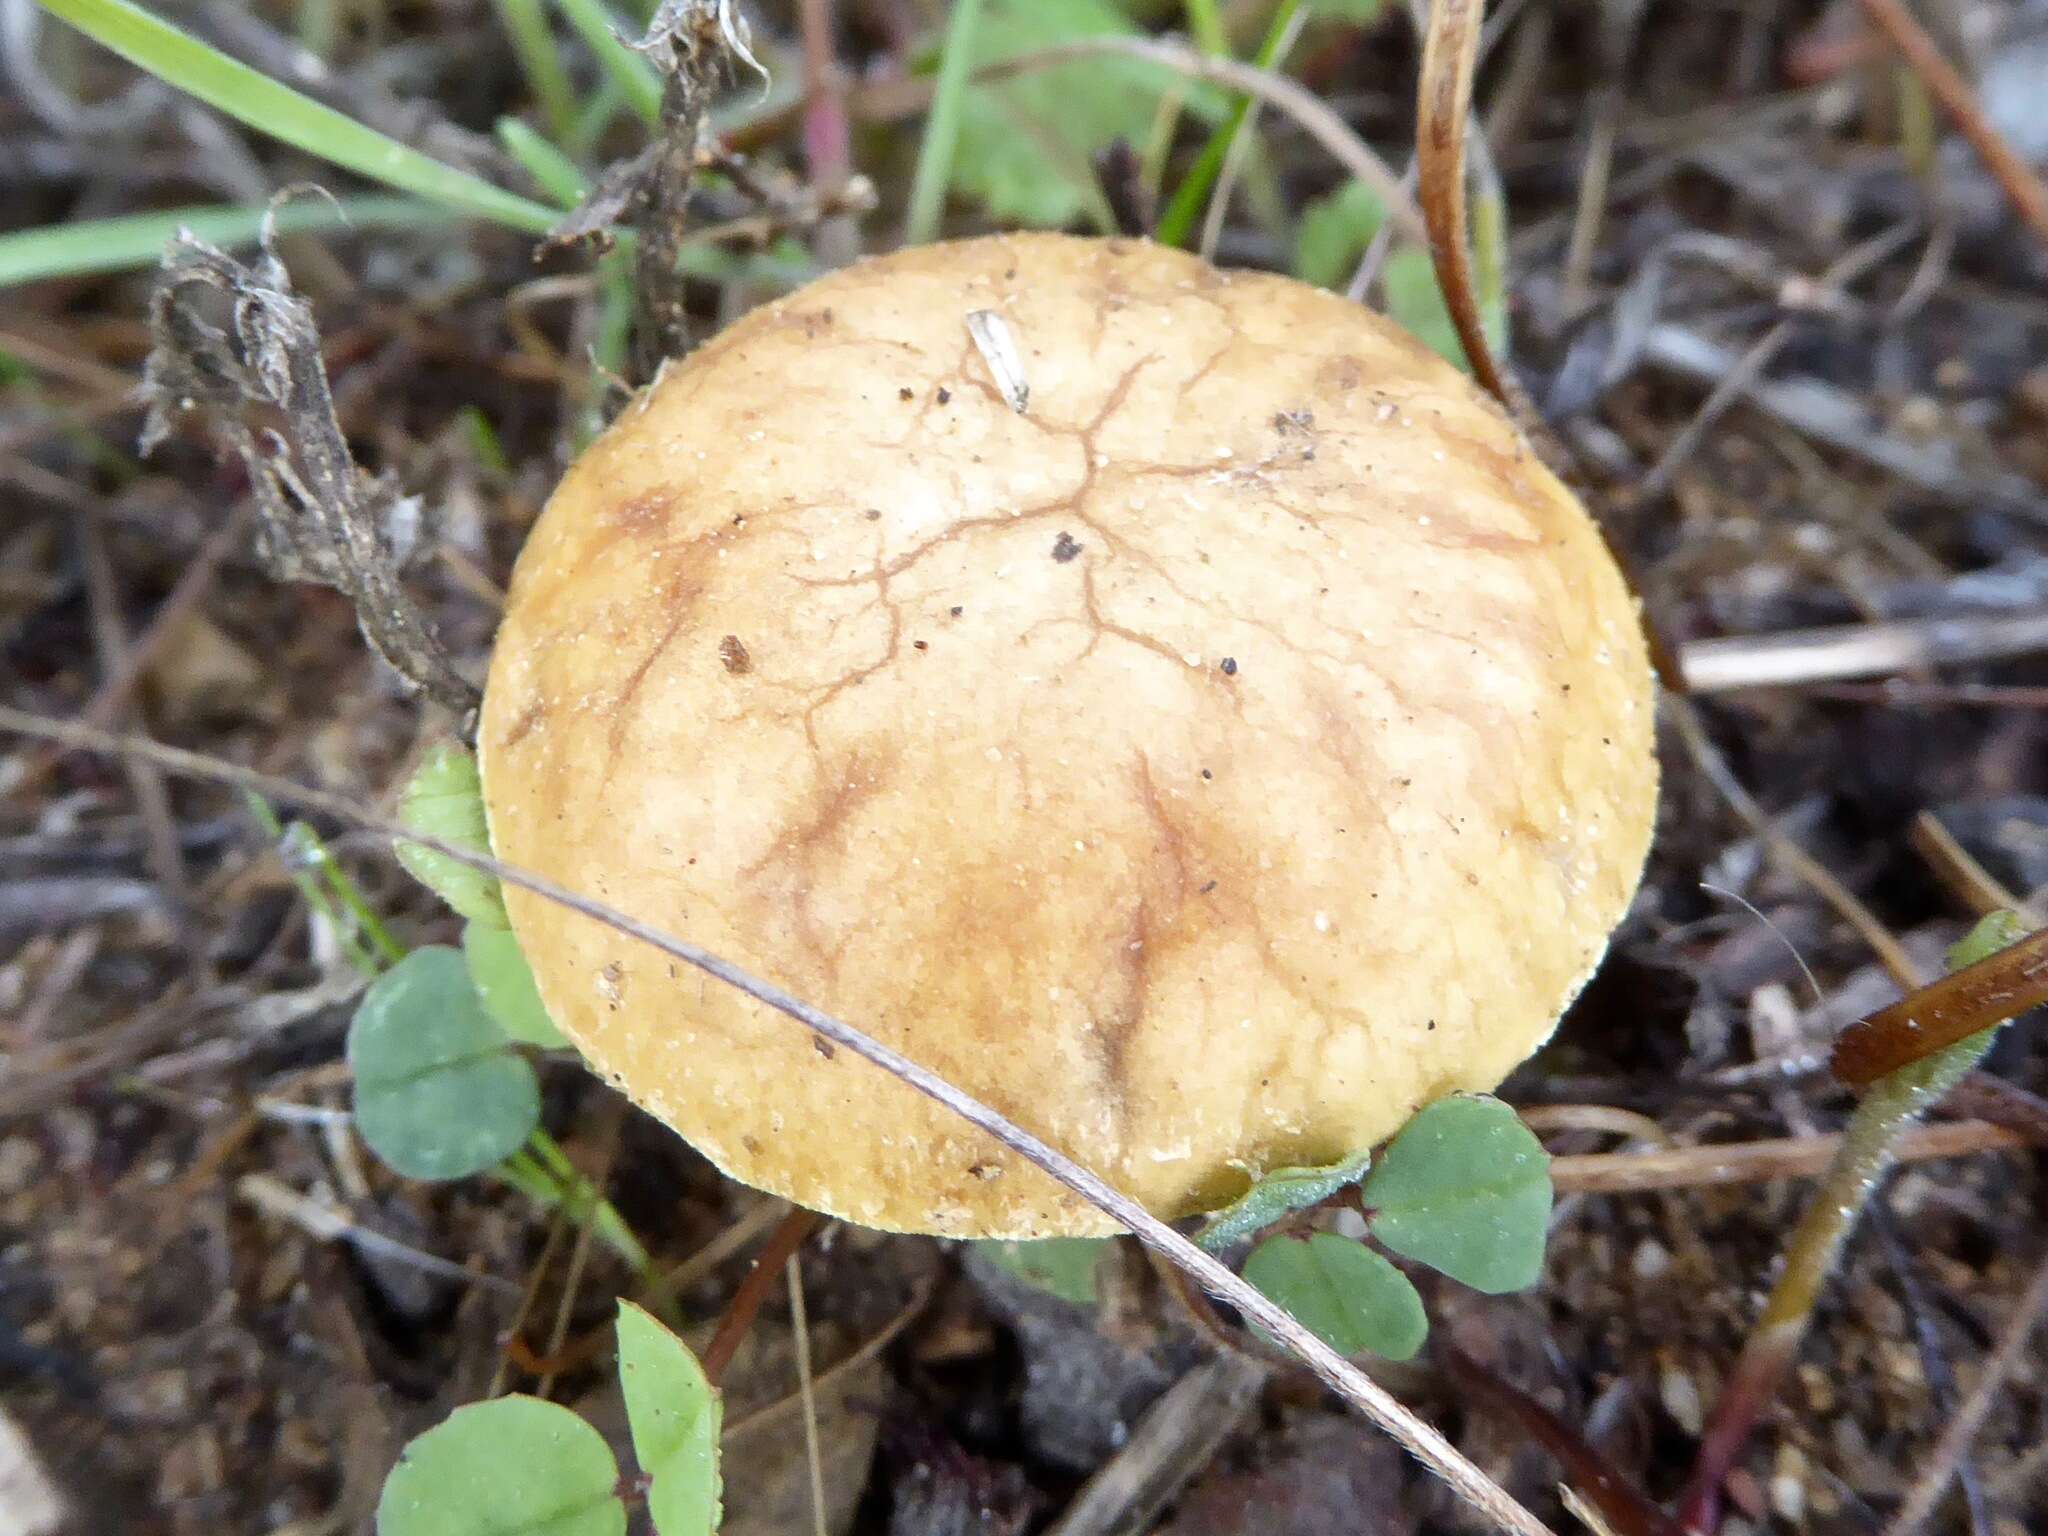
479, 233, 1659, 1238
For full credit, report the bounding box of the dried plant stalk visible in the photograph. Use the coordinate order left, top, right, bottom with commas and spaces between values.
141, 210, 478, 717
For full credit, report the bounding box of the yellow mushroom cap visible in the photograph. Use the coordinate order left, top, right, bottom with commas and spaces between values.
478, 232, 1658, 1239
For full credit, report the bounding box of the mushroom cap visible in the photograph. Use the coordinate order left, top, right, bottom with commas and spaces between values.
479, 232, 1657, 1239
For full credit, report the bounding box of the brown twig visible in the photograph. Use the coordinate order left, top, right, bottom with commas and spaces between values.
1043, 1352, 1269, 1536
1633, 222, 1918, 509
1142, 1242, 1252, 1361
1636, 324, 2048, 522
545, 2, 757, 374
75, 516, 190, 913
697, 1207, 822, 1387
1441, 1343, 1682, 1536
630, 2, 733, 370
648, 1197, 790, 1304
143, 221, 478, 716
491, 1203, 572, 1397
1521, 1103, 1670, 1145
1560, 84, 1621, 310
1831, 924, 2048, 1085
1549, 1118, 2030, 1195
6, 501, 255, 803
1946, 1074, 2048, 1143
1678, 611, 2048, 695
722, 1273, 932, 1441
1668, 696, 1923, 992
1853, 0, 2048, 247
1415, 0, 1508, 404
1908, 811, 2041, 926
0, 706, 1560, 1536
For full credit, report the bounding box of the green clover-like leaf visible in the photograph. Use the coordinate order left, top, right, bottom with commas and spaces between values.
1290, 186, 1500, 371
1380, 246, 1471, 370
953, 0, 1223, 230
376, 1395, 624, 1536
1195, 1148, 1373, 1252
1242, 1232, 1426, 1361
1293, 179, 1386, 290
349, 947, 540, 1180
976, 1238, 1109, 1305
616, 1301, 722, 1536
1361, 1094, 1551, 1294
464, 921, 571, 1049
395, 740, 508, 927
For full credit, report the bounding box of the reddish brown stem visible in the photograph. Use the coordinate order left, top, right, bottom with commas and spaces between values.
697, 1207, 821, 1386
1143, 1243, 1244, 1358
1676, 1328, 1801, 1534
1854, 0, 2048, 247
798, 0, 851, 186
1415, 0, 1507, 406
1441, 1343, 1681, 1536
1831, 925, 2048, 1084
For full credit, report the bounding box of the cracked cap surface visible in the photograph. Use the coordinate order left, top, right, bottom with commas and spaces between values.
478, 232, 1658, 1238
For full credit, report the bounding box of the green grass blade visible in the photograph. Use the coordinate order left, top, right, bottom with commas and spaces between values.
0, 196, 459, 289
491, 0, 579, 143
1155, 0, 1302, 247
501, 1135, 653, 1278
551, 0, 661, 125
34, 0, 558, 233
904, 0, 985, 245
1182, 0, 1228, 57
497, 117, 588, 207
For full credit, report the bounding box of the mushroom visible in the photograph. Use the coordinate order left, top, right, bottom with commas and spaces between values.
478, 233, 1658, 1239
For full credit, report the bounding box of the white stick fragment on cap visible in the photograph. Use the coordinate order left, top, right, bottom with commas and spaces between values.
966, 308, 1029, 413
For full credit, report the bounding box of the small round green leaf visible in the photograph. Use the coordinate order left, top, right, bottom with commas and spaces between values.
1382, 247, 1473, 370
376, 1395, 624, 1536
350, 947, 541, 1180
464, 922, 571, 1049
976, 1238, 1110, 1305
1361, 1094, 1551, 1294
395, 741, 508, 927
616, 1301, 722, 1536
1195, 1148, 1373, 1252
1293, 179, 1386, 290
1242, 1232, 1426, 1361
